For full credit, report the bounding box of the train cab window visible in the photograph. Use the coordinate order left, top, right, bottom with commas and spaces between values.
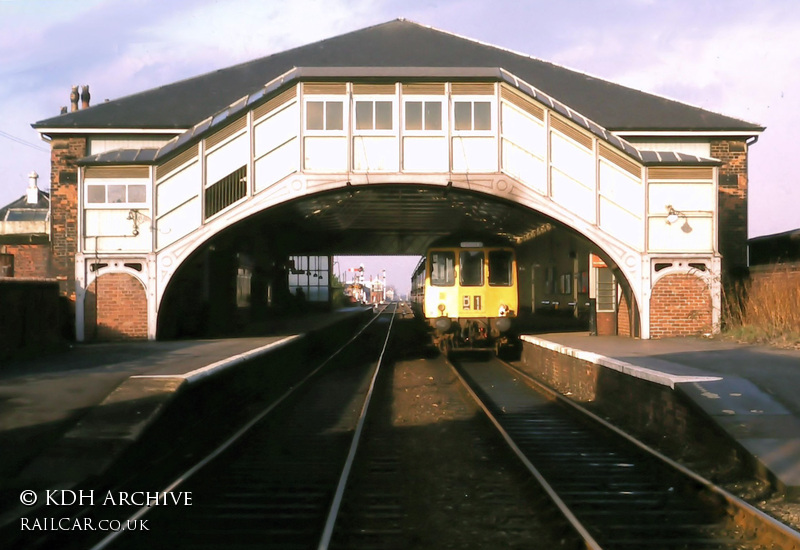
488, 250, 513, 286
430, 251, 455, 286
460, 250, 484, 286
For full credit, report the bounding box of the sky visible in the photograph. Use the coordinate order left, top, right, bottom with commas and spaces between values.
1, 0, 798, 294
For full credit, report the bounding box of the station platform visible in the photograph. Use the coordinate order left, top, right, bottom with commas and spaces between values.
520, 332, 800, 497
0, 307, 372, 527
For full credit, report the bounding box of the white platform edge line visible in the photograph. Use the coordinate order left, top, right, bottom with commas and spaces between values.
132, 334, 303, 383
520, 335, 721, 389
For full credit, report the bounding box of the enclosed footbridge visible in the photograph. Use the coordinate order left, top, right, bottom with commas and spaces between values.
74, 66, 722, 339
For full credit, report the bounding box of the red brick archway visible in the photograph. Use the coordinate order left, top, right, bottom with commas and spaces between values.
649, 273, 712, 338
84, 272, 147, 340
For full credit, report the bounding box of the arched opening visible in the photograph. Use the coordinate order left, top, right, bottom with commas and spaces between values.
154, 184, 643, 340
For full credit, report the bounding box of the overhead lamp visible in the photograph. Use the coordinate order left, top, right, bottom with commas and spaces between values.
665, 205, 681, 225
665, 205, 693, 233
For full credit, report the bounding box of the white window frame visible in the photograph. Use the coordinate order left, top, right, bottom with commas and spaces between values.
352, 95, 397, 136
84, 180, 149, 208
402, 97, 446, 136
451, 96, 496, 136
303, 96, 347, 135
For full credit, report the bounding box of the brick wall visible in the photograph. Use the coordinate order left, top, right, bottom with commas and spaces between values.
650, 273, 712, 338
711, 139, 749, 278
0, 279, 63, 360
617, 291, 631, 337
1, 244, 51, 278
749, 262, 800, 283
50, 136, 86, 299
596, 311, 615, 336
518, 340, 743, 472
84, 272, 148, 340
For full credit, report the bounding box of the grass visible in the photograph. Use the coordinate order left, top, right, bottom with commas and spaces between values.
722, 265, 800, 349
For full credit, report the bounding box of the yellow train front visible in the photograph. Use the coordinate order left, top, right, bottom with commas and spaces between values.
412, 241, 517, 353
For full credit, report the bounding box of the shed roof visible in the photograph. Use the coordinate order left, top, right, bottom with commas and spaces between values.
0, 190, 50, 222
34, 19, 763, 134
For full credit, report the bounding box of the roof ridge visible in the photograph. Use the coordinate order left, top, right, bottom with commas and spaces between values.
33, 19, 764, 134
406, 18, 765, 130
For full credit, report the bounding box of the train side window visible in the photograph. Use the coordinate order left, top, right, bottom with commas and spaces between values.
460, 250, 484, 286
430, 251, 455, 286
488, 250, 513, 286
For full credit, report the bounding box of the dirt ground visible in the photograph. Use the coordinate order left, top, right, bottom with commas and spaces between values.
337, 342, 582, 549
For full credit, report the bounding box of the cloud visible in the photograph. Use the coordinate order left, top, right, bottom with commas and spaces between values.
2, 0, 799, 234
549, 6, 800, 125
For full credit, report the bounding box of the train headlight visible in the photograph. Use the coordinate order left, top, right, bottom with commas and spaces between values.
435, 316, 452, 331
495, 317, 512, 333
437, 303, 446, 314
498, 304, 509, 317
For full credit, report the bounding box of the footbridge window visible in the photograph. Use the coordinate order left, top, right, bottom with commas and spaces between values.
355, 100, 393, 130
205, 165, 247, 219
303, 85, 348, 171
454, 101, 492, 131
306, 100, 344, 131
451, 85, 497, 172
405, 101, 443, 131
353, 88, 398, 172
403, 90, 446, 172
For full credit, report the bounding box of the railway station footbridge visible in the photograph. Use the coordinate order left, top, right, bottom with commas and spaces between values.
31, 20, 763, 342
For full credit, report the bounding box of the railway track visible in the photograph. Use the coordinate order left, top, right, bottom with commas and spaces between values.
450, 352, 800, 550
13, 306, 796, 549
86, 305, 396, 550
15, 307, 585, 549
5, 306, 392, 550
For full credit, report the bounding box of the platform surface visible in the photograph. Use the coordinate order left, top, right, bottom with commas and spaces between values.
0, 308, 371, 526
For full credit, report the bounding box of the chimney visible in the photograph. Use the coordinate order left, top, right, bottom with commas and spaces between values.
26, 171, 39, 205
81, 85, 91, 109
70, 86, 79, 112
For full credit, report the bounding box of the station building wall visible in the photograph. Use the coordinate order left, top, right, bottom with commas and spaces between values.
713, 138, 749, 279
50, 135, 86, 299
649, 272, 713, 338
83, 272, 148, 340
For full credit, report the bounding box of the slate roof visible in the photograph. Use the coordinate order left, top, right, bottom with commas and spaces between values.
77, 66, 722, 168
35, 19, 763, 134
0, 190, 50, 222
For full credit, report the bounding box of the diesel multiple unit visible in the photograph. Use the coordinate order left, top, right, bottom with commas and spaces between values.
412, 240, 517, 352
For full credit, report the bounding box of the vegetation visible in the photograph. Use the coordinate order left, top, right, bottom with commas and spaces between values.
722, 265, 800, 349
